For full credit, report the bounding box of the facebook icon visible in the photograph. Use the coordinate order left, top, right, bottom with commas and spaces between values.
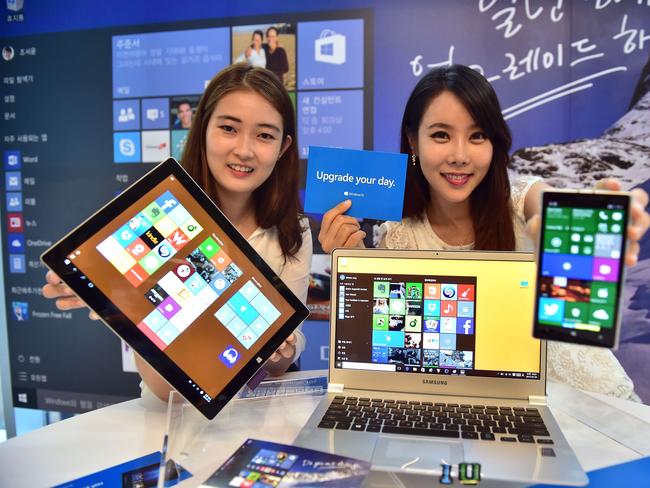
457, 318, 474, 335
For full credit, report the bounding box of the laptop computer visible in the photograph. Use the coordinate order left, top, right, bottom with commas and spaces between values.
294, 248, 587, 486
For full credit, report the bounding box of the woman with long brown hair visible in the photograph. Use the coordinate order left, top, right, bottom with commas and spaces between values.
44, 64, 311, 400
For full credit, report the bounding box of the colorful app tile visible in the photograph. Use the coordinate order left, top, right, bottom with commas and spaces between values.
210, 273, 231, 294
373, 298, 389, 315
141, 97, 169, 130
184, 273, 207, 295
424, 283, 440, 300
114, 132, 141, 163
180, 217, 202, 239
219, 345, 240, 368
542, 253, 593, 281
594, 234, 622, 259
152, 240, 176, 262
173, 286, 192, 306
141, 130, 170, 163
406, 300, 422, 315
115, 224, 139, 248
143, 309, 167, 333
538, 297, 565, 324
457, 301, 474, 318
389, 315, 405, 331
563, 302, 589, 323
441, 301, 457, 317
7, 213, 23, 232
145, 284, 168, 305
167, 203, 191, 227
423, 299, 440, 316
388, 347, 420, 365
456, 318, 474, 335
113, 99, 140, 131
237, 328, 259, 349
211, 249, 232, 271
458, 284, 475, 301
440, 333, 456, 350
440, 317, 456, 333
167, 228, 190, 251
372, 346, 388, 363
7, 233, 24, 253
545, 207, 570, 231
372, 330, 404, 348
6, 192, 22, 211
97, 235, 136, 273
373, 314, 389, 330
404, 333, 421, 348
153, 215, 177, 238
423, 349, 440, 367
544, 230, 570, 254
388, 298, 405, 315
592, 257, 619, 282
127, 213, 152, 237
172, 130, 189, 161
229, 292, 260, 325
225, 315, 248, 338
196, 284, 218, 306
590, 281, 616, 305
4, 150, 21, 170
390, 282, 405, 298
571, 207, 597, 233
588, 303, 615, 328
423, 316, 440, 332
441, 284, 457, 300
406, 282, 423, 299
157, 322, 181, 345
250, 316, 272, 337
8, 254, 25, 273
422, 332, 440, 349
441, 350, 473, 369
173, 261, 195, 282
215, 303, 236, 325
199, 236, 221, 259
141, 202, 164, 226
124, 263, 147, 287
250, 293, 281, 324
5, 171, 21, 191
141, 226, 165, 249
373, 281, 390, 298
157, 296, 181, 320
155, 191, 179, 213
223, 263, 243, 283
139, 250, 164, 275
11, 301, 28, 321
405, 316, 421, 332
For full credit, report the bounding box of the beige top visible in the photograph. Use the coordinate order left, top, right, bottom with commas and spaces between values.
378, 177, 639, 401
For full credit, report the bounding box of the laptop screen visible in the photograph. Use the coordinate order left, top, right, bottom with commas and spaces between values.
333, 254, 541, 380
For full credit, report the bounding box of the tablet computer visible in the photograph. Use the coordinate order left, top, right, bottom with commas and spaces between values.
41, 158, 309, 419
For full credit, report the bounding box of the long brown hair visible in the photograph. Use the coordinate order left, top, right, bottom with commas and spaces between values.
181, 63, 304, 259
400, 65, 515, 250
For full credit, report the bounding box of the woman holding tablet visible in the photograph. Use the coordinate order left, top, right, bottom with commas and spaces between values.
44, 64, 311, 400
319, 65, 650, 400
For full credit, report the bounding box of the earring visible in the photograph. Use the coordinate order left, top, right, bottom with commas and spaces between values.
411, 154, 418, 166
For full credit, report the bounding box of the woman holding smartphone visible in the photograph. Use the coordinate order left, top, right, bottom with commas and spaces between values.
319, 65, 650, 400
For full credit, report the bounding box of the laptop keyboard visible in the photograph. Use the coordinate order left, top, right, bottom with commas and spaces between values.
317, 396, 553, 444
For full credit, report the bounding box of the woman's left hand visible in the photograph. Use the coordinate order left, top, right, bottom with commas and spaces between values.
527, 178, 650, 266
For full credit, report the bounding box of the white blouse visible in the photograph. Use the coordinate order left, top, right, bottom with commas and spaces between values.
378, 177, 639, 401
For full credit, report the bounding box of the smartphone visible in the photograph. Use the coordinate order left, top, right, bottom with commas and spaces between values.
533, 189, 631, 348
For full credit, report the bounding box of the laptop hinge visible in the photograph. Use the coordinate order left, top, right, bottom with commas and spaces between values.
328, 383, 344, 393
528, 395, 547, 406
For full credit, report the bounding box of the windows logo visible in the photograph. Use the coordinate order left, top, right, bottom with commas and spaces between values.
315, 29, 346, 65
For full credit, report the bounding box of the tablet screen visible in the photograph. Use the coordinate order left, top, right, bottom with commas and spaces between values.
42, 159, 308, 419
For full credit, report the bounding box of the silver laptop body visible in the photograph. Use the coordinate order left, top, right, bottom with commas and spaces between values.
294, 249, 587, 486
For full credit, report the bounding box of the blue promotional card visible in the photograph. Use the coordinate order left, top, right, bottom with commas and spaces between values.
304, 146, 408, 222
202, 438, 371, 487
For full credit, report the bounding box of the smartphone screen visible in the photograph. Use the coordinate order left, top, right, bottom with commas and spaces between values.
533, 190, 630, 348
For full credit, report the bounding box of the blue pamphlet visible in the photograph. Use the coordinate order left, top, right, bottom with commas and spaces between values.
304, 146, 408, 221
54, 451, 192, 488
202, 438, 371, 487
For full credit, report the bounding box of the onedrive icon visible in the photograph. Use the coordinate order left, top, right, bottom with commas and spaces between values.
315, 29, 346, 65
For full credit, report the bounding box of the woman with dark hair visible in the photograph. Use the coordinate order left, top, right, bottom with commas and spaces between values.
236, 30, 266, 68
319, 64, 650, 400
44, 64, 311, 400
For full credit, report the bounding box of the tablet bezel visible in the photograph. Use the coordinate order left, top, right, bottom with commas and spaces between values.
41, 158, 310, 419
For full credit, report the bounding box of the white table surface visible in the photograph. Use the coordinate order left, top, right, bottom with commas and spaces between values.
0, 372, 648, 487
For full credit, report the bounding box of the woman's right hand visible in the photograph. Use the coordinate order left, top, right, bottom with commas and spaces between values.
42, 270, 99, 320
318, 200, 366, 254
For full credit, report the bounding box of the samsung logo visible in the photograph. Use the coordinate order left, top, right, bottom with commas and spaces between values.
423, 379, 447, 386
